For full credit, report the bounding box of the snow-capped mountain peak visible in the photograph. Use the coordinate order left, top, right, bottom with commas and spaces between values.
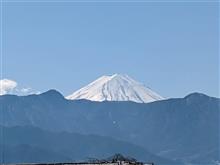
66, 74, 164, 103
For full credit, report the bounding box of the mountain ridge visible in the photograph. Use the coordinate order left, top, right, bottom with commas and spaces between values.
0, 125, 175, 164
0, 91, 219, 164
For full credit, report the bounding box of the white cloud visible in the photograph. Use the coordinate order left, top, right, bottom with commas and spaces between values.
20, 87, 32, 93
0, 79, 17, 95
0, 79, 40, 96
17, 87, 41, 95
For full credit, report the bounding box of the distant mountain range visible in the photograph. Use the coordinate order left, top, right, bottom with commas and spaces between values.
66, 74, 164, 103
0, 125, 173, 164
0, 90, 219, 164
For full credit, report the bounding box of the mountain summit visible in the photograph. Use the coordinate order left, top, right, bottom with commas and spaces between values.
66, 74, 164, 103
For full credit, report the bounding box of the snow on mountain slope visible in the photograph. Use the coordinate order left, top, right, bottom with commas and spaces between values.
66, 74, 164, 103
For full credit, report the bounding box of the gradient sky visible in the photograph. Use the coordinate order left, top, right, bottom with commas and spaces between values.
1, 1, 219, 98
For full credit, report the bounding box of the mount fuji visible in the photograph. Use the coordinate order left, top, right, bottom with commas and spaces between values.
66, 74, 164, 103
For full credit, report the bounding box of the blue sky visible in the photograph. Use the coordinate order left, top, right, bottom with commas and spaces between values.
1, 1, 219, 98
